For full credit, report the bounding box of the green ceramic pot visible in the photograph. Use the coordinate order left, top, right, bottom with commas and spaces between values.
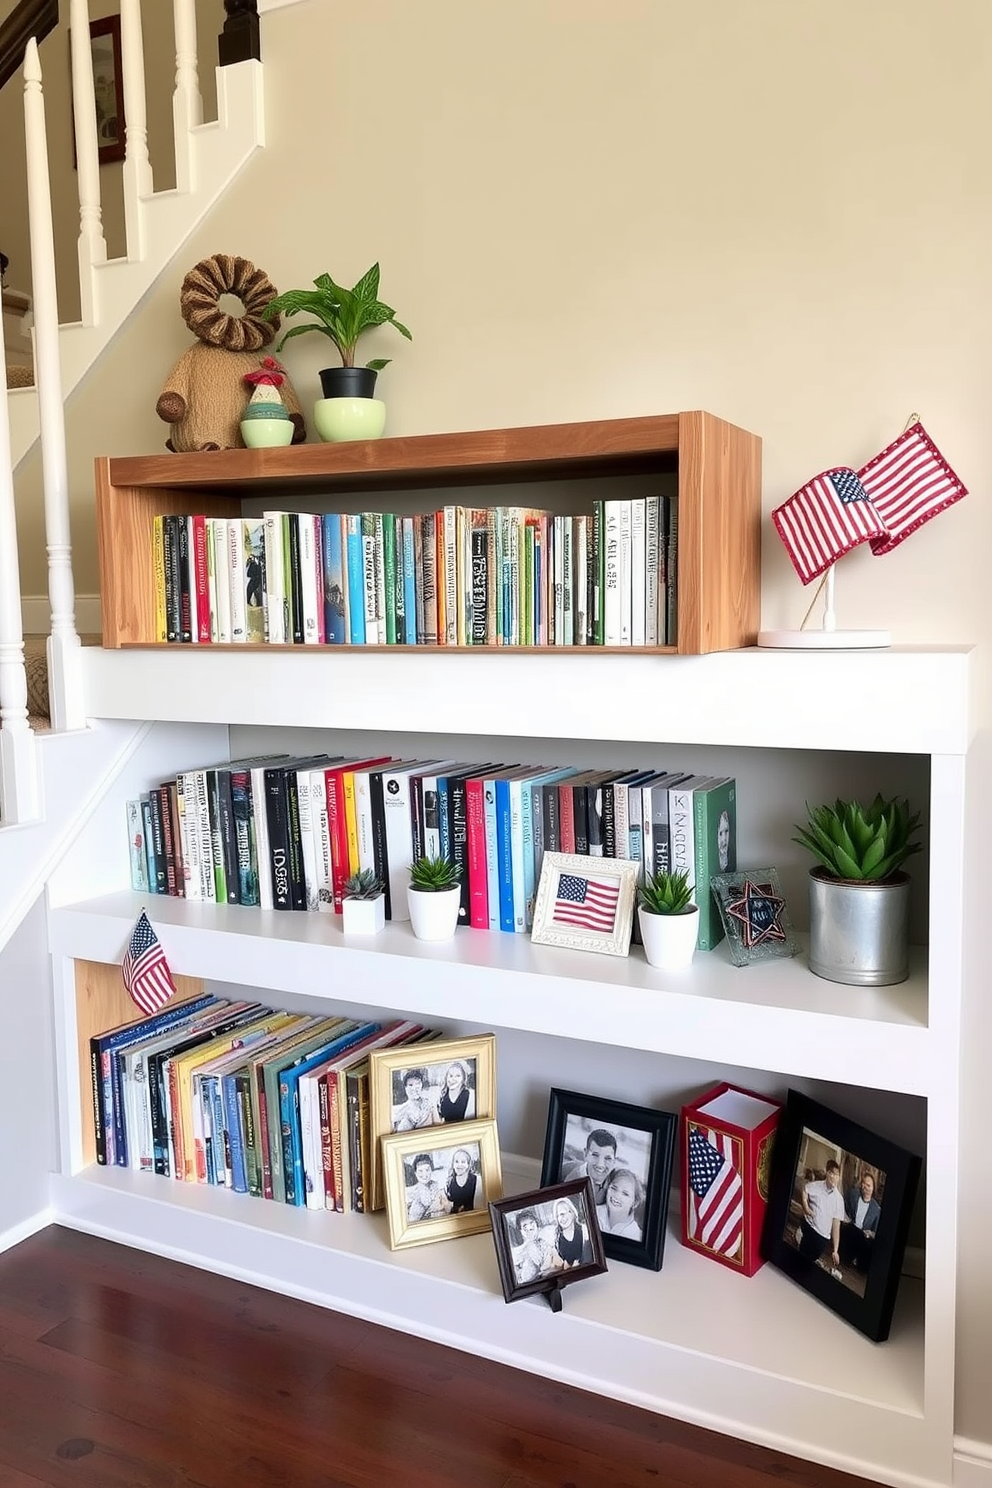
313, 397, 386, 443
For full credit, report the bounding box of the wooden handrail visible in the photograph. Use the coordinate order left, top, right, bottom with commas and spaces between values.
0, 0, 58, 94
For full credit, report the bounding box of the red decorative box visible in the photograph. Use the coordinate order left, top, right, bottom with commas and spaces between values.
680, 1081, 782, 1276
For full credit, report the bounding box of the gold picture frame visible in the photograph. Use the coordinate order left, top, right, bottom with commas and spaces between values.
531, 851, 639, 957
368, 1033, 497, 1211
381, 1119, 503, 1250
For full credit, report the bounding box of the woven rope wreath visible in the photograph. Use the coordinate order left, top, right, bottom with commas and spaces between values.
179, 252, 281, 353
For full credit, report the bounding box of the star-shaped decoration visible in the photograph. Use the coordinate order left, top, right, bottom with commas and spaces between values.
725, 878, 787, 949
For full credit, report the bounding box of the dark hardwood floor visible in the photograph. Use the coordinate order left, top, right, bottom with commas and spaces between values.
0, 1226, 877, 1488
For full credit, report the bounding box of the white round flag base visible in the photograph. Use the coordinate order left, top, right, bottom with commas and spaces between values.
756, 628, 891, 651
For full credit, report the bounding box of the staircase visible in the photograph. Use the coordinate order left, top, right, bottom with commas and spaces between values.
0, 0, 265, 939
6, 18, 265, 472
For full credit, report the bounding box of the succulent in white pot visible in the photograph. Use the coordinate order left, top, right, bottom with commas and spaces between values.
636, 869, 699, 971
407, 855, 462, 942
341, 869, 385, 936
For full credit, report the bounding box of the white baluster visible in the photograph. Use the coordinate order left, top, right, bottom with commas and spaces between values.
120, 0, 153, 259
23, 38, 85, 735
70, 0, 107, 326
173, 0, 202, 194
0, 346, 41, 824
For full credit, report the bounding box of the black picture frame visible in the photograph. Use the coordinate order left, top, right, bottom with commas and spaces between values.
539, 1087, 677, 1271
489, 1178, 607, 1308
87, 15, 125, 167
761, 1089, 921, 1343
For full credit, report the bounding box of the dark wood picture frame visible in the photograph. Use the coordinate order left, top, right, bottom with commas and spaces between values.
88, 15, 125, 166
761, 1089, 921, 1343
540, 1087, 677, 1271
489, 1178, 607, 1309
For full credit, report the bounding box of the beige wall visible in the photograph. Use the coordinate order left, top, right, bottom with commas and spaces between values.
11, 0, 992, 1441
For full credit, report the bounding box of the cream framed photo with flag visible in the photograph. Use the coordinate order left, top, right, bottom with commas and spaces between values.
531, 852, 638, 957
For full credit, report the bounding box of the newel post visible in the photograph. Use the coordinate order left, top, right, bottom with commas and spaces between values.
219, 0, 260, 67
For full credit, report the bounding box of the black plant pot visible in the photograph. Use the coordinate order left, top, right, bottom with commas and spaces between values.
319, 366, 379, 400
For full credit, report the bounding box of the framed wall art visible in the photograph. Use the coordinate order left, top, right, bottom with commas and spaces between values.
540, 1087, 677, 1271
489, 1177, 607, 1310
761, 1089, 921, 1342
381, 1119, 502, 1250
88, 15, 125, 166
531, 852, 639, 958
368, 1033, 497, 1210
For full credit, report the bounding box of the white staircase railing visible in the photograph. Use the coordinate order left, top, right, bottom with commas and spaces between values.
24, 36, 84, 734
0, 0, 264, 821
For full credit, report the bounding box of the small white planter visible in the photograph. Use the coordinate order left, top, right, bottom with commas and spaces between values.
407, 884, 461, 941
341, 894, 386, 936
638, 903, 699, 971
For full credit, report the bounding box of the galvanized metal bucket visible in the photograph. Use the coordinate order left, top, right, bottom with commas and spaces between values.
807, 869, 911, 986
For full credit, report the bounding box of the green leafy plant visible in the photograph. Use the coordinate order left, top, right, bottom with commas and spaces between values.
343, 869, 382, 901
794, 794, 922, 882
409, 855, 462, 893
637, 868, 695, 916
262, 262, 411, 371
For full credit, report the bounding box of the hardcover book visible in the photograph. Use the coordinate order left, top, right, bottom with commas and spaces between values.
692, 777, 737, 951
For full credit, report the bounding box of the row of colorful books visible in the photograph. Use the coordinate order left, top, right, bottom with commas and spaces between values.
153, 496, 678, 648
127, 753, 737, 951
91, 995, 445, 1212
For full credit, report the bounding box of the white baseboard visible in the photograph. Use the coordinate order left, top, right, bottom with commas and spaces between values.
0, 1206, 54, 1254
21, 593, 101, 635
955, 1440, 992, 1487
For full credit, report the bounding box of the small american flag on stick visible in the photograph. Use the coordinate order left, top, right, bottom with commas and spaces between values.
771, 421, 967, 586
687, 1126, 744, 1261
553, 872, 620, 933
121, 910, 176, 1015
860, 420, 967, 556
771, 468, 887, 586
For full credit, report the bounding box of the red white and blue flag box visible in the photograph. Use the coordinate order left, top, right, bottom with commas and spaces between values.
680, 1081, 782, 1277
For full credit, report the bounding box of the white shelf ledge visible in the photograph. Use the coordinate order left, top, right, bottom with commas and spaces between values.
49, 891, 931, 1095
50, 1163, 924, 1452
80, 646, 974, 756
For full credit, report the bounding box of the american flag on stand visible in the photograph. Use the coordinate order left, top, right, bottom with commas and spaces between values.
121, 910, 176, 1015
771, 421, 967, 585
771, 468, 887, 586
553, 872, 620, 933
687, 1126, 744, 1260
859, 420, 968, 556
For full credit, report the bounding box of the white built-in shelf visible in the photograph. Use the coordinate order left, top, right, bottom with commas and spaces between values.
79, 645, 974, 755
50, 1162, 924, 1424
49, 891, 930, 1095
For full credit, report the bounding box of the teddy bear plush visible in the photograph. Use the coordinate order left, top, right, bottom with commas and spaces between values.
156, 253, 307, 451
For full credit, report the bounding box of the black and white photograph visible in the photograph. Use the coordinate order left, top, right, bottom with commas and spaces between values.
381, 1120, 502, 1250
368, 1034, 496, 1211
490, 1179, 608, 1305
390, 1056, 477, 1131
540, 1088, 677, 1270
762, 1090, 921, 1342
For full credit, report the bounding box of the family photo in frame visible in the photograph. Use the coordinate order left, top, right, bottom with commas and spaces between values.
540, 1088, 677, 1270
489, 1178, 608, 1307
381, 1120, 503, 1251
368, 1034, 496, 1210
762, 1090, 921, 1342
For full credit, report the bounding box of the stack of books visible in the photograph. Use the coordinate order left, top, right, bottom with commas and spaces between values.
90, 997, 442, 1213
152, 496, 678, 647
127, 755, 736, 951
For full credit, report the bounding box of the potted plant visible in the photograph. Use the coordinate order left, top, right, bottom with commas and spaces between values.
636, 868, 699, 971
341, 869, 385, 936
794, 794, 922, 986
262, 262, 411, 443
407, 855, 462, 942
